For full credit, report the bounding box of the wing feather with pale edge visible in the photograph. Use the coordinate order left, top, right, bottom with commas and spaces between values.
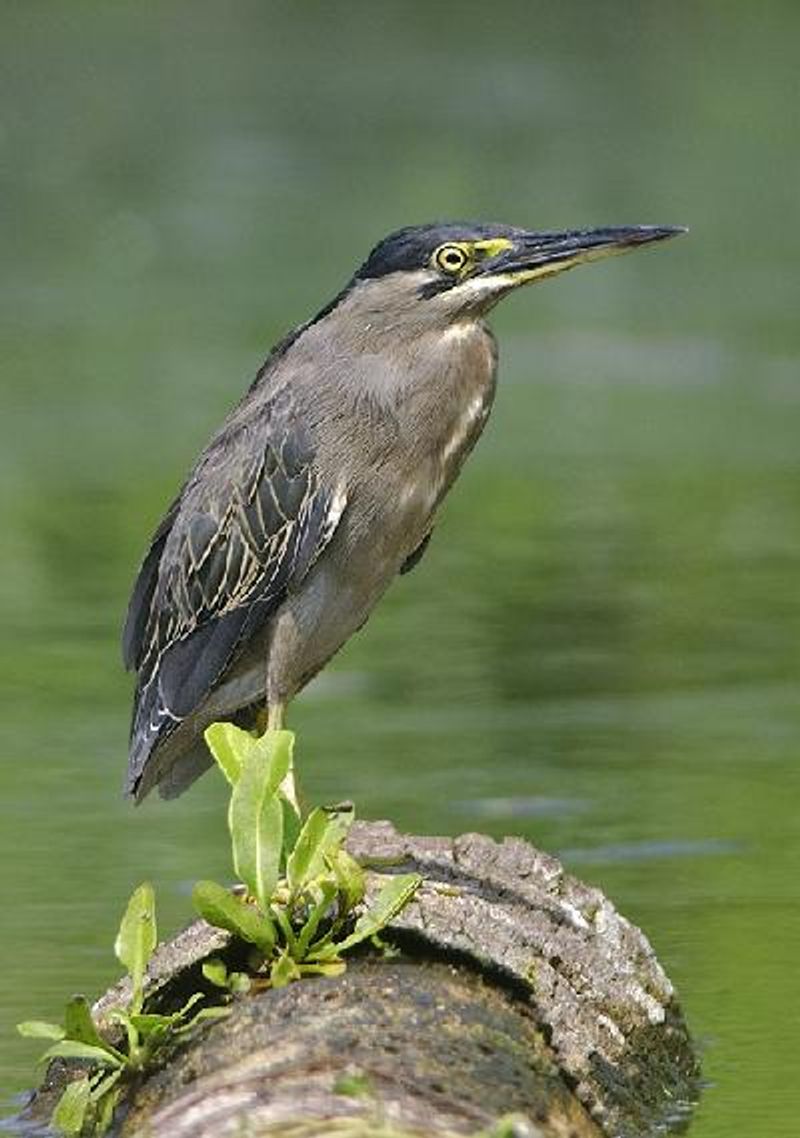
124, 389, 345, 794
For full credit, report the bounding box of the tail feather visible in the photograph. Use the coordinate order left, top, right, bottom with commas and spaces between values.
155, 741, 214, 800
125, 678, 180, 801
126, 673, 265, 803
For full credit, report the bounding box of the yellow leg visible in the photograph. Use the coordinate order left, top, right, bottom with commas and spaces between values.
255, 703, 284, 733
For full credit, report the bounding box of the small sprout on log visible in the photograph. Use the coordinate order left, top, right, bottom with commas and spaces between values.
51, 1076, 91, 1137
194, 724, 422, 987
202, 957, 251, 994
368, 932, 402, 959
18, 884, 218, 1136
114, 883, 156, 1016
17, 725, 422, 1135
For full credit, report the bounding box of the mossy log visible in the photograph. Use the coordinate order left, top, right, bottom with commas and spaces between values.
27, 823, 699, 1137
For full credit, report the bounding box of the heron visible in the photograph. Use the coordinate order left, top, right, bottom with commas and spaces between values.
123, 221, 684, 802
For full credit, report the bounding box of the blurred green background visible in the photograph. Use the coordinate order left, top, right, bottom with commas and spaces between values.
2, 2, 799, 1134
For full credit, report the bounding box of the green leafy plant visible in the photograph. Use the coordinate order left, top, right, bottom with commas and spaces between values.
192, 724, 421, 988
17, 724, 422, 1136
18, 884, 224, 1136
201, 956, 251, 994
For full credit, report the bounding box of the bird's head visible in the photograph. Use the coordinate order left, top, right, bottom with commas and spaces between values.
351, 221, 686, 322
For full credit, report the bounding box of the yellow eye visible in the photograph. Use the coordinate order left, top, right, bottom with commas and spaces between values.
433, 243, 469, 274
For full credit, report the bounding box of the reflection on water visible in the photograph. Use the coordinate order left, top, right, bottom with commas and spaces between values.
2, 4, 799, 1135
558, 838, 743, 865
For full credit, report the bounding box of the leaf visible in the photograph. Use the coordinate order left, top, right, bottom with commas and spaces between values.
285, 808, 331, 892
204, 721, 255, 787
63, 996, 107, 1050
51, 1076, 91, 1136
367, 932, 401, 959
202, 959, 250, 993
86, 1068, 123, 1138
229, 731, 292, 908
92, 1080, 122, 1136
299, 960, 347, 978
280, 793, 302, 867
114, 882, 156, 1013
287, 805, 353, 895
353, 872, 421, 938
174, 1005, 230, 1033
62, 997, 125, 1066
17, 1020, 65, 1041
269, 951, 300, 989
202, 958, 229, 988
192, 880, 275, 954
330, 848, 366, 911
294, 878, 338, 960
272, 904, 298, 957
313, 873, 421, 959
127, 1013, 173, 1036
88, 1068, 122, 1102
173, 991, 205, 1022
39, 1040, 122, 1068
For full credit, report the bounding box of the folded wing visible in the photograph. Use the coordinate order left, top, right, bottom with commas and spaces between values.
123, 388, 345, 797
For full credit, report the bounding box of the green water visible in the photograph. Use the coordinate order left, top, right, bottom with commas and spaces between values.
2, 3, 799, 1133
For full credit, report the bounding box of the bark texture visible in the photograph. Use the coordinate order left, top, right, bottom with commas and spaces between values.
346, 824, 698, 1136
121, 958, 599, 1138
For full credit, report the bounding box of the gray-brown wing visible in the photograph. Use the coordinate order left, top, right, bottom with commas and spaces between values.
124, 390, 346, 795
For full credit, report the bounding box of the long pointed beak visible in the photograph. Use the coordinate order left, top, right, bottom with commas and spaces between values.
477, 225, 687, 285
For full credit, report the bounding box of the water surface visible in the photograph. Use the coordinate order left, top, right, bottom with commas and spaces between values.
2, 5, 799, 1134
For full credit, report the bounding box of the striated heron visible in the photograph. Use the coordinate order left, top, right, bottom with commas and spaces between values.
123, 221, 684, 801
